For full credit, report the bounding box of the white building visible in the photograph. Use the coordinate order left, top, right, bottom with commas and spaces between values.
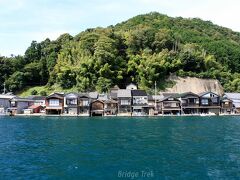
126, 83, 137, 90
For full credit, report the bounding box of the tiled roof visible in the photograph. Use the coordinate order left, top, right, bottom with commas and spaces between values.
233, 102, 240, 108
79, 93, 89, 98
0, 94, 16, 99
148, 95, 153, 101
88, 92, 98, 99
98, 94, 108, 101
117, 89, 131, 98
65, 93, 79, 98
12, 97, 34, 102
28, 96, 46, 100
224, 93, 240, 100
161, 96, 180, 102
177, 92, 199, 98
47, 93, 64, 99
198, 91, 219, 97
161, 92, 179, 98
131, 90, 147, 96
110, 92, 118, 99
148, 95, 163, 101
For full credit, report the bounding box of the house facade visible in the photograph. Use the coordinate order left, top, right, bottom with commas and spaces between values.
131, 90, 149, 116
117, 89, 132, 116
90, 100, 104, 116
160, 96, 181, 115
0, 94, 16, 114
97, 93, 118, 116
8, 97, 34, 115
198, 92, 221, 114
223, 93, 240, 113
221, 97, 234, 114
28, 96, 46, 107
79, 93, 90, 116
148, 95, 162, 116
64, 93, 79, 115
110, 85, 120, 100
178, 92, 200, 114
45, 93, 64, 114
104, 99, 118, 116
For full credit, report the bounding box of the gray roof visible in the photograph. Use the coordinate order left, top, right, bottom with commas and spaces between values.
131, 90, 147, 96
27, 96, 46, 100
11, 97, 34, 102
234, 102, 240, 108
88, 92, 98, 99
148, 95, 163, 101
0, 94, 16, 99
148, 95, 153, 101
79, 93, 89, 98
161, 96, 180, 102
98, 94, 108, 101
65, 93, 79, 98
198, 91, 219, 97
161, 92, 179, 98
47, 93, 64, 99
117, 89, 131, 98
153, 95, 164, 100
110, 92, 118, 99
224, 93, 240, 100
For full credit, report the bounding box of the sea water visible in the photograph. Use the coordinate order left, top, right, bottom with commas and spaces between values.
0, 116, 240, 179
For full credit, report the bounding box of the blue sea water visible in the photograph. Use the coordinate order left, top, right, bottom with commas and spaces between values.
0, 116, 240, 179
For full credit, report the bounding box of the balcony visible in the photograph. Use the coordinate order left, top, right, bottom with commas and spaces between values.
222, 104, 233, 109
182, 103, 199, 107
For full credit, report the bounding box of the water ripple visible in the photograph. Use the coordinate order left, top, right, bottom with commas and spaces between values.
0, 116, 240, 179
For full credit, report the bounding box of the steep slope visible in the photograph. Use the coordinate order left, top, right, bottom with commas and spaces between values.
163, 76, 224, 95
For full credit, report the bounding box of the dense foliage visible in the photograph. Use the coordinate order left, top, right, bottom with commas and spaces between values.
1, 12, 240, 93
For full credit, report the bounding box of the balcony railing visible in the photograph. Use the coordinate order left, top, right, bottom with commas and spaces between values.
182, 103, 199, 107
222, 105, 233, 109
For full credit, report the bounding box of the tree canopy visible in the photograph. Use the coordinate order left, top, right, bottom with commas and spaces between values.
1, 12, 240, 93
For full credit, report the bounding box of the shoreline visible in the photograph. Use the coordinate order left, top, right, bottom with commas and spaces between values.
3, 113, 240, 117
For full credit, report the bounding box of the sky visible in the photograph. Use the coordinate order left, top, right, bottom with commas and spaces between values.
0, 0, 240, 56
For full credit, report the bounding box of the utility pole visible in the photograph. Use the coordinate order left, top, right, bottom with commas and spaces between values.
154, 81, 157, 110
3, 82, 6, 94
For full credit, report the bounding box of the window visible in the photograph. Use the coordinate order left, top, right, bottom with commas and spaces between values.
212, 98, 218, 103
121, 100, 130, 105
82, 100, 89, 106
189, 98, 195, 103
164, 102, 178, 108
49, 99, 59, 106
133, 97, 147, 104
201, 99, 208, 105
34, 101, 44, 106
181, 99, 187, 105
67, 99, 77, 105
11, 101, 16, 107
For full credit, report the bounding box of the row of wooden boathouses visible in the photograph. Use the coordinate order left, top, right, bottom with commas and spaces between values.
0, 84, 239, 116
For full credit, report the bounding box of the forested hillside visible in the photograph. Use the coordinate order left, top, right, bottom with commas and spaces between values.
1, 12, 240, 95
